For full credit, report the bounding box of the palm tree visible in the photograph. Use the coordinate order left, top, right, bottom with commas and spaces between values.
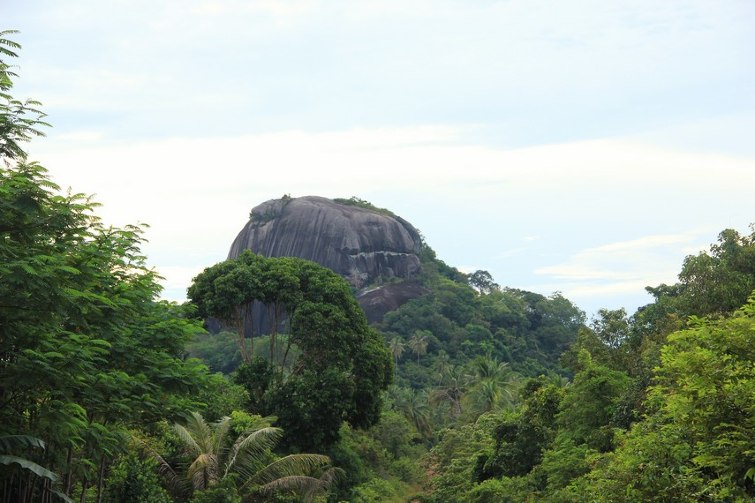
470, 354, 509, 381
409, 330, 429, 364
169, 412, 337, 501
391, 388, 432, 438
432, 350, 452, 383
388, 337, 405, 377
467, 354, 519, 416
430, 366, 468, 421
470, 379, 501, 414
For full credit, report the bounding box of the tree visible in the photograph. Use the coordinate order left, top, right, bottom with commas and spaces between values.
479, 377, 563, 479
409, 330, 430, 363
189, 253, 392, 451
576, 298, 755, 501
429, 366, 467, 421
0, 30, 48, 161
642, 227, 755, 320
391, 388, 432, 438
468, 270, 499, 295
0, 33, 211, 502
188, 253, 264, 363
556, 350, 630, 452
388, 337, 405, 378
170, 411, 336, 500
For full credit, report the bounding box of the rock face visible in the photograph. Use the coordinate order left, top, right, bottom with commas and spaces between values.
229, 196, 427, 323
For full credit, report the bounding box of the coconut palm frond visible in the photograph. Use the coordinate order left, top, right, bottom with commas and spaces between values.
246, 453, 331, 488
225, 426, 283, 479
258, 475, 325, 495
302, 468, 344, 503
184, 411, 219, 453
261, 466, 344, 502
173, 424, 202, 456
212, 416, 232, 459
188, 453, 217, 490
152, 450, 184, 493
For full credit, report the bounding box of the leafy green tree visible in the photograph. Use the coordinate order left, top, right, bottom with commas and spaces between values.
425, 414, 500, 502
577, 299, 755, 501
103, 452, 171, 503
556, 350, 630, 452
0, 30, 48, 161
468, 270, 500, 295
479, 377, 563, 480
642, 227, 755, 321
391, 387, 432, 438
0, 33, 212, 502
188, 253, 264, 363
190, 253, 392, 450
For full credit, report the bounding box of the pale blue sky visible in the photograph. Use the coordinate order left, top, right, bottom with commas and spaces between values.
5, 0, 755, 317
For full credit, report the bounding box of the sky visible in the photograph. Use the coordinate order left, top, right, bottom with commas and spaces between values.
4, 0, 755, 318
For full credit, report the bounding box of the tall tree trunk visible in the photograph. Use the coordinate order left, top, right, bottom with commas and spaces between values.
245, 303, 254, 360
79, 480, 88, 503
235, 311, 250, 363
282, 338, 292, 370
64, 444, 74, 496
95, 455, 107, 503
269, 303, 284, 365
22, 470, 33, 503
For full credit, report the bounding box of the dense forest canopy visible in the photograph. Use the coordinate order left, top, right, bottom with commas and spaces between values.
2, 31, 754, 503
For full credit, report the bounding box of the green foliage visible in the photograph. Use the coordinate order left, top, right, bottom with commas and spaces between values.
382, 281, 584, 380
189, 478, 241, 503
189, 253, 392, 451
0, 30, 49, 161
467, 270, 500, 295
424, 415, 499, 502
643, 227, 755, 321
481, 378, 563, 479
233, 357, 274, 414
0, 34, 216, 502
556, 350, 630, 452
186, 331, 242, 374
194, 373, 249, 422
104, 453, 172, 503
169, 411, 335, 500
350, 476, 401, 503
332, 196, 397, 218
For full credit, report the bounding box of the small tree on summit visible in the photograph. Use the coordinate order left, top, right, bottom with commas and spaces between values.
468, 270, 500, 295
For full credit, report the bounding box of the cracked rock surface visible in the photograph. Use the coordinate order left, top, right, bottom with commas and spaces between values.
230, 196, 423, 286
228, 196, 426, 323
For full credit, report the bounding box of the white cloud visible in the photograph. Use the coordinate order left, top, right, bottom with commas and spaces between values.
29, 127, 754, 307
534, 230, 712, 303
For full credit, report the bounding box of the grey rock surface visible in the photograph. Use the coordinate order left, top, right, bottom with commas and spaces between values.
230, 196, 423, 286
228, 196, 426, 324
